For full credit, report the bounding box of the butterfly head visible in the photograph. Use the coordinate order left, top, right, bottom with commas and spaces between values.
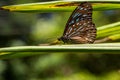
58, 36, 69, 43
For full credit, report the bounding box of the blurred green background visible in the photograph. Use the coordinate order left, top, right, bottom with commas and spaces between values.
0, 0, 120, 80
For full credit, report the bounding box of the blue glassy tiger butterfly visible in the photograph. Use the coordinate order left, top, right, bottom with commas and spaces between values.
58, 2, 96, 44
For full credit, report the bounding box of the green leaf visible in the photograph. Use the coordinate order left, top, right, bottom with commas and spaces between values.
97, 21, 120, 39
0, 43, 120, 59
1, 1, 120, 12
0, 43, 120, 52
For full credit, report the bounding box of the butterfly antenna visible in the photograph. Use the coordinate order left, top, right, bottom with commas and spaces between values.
38, 38, 62, 46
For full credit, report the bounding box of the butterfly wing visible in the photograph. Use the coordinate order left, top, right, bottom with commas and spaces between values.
63, 2, 93, 36
69, 20, 96, 43
61, 2, 96, 43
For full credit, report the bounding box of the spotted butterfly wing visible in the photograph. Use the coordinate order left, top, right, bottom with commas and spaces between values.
58, 2, 96, 44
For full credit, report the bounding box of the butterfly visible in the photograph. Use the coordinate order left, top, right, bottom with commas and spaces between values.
58, 2, 96, 44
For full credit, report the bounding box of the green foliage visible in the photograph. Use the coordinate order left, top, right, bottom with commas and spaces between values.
97, 21, 120, 39
0, 1, 120, 80
1, 1, 120, 12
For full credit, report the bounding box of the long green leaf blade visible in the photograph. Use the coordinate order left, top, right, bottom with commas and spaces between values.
1, 1, 120, 12
0, 43, 120, 52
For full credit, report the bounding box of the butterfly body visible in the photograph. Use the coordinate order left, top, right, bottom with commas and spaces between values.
58, 2, 96, 44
